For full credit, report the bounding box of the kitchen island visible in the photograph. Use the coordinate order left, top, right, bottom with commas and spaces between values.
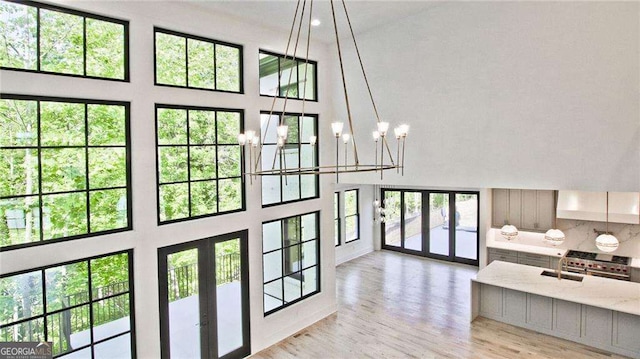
471, 261, 640, 358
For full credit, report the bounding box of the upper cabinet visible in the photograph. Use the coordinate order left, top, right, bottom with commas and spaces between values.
556, 191, 640, 224
492, 189, 556, 232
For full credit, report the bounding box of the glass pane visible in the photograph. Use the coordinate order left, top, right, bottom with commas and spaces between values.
334, 219, 339, 246
159, 183, 189, 222
90, 188, 128, 231
0, 317, 44, 342
345, 216, 358, 242
282, 175, 300, 202
263, 250, 281, 283
300, 62, 316, 100
94, 333, 131, 359
157, 108, 187, 145
284, 244, 301, 276
259, 52, 278, 96
455, 194, 478, 260
302, 267, 317, 296
263, 280, 282, 313
40, 102, 85, 146
215, 238, 243, 357
383, 191, 401, 247
1, 148, 39, 197
217, 145, 241, 178
0, 99, 38, 147
301, 213, 317, 241
0, 196, 40, 247
47, 305, 90, 356
188, 110, 215, 145
158, 146, 188, 183
92, 294, 129, 341
283, 274, 301, 303
0, 271, 43, 325
300, 144, 315, 168
262, 220, 282, 253
218, 178, 242, 212
57, 347, 91, 359
261, 175, 280, 205
42, 192, 87, 240
155, 32, 186, 86
301, 240, 316, 268
40, 148, 85, 193
404, 192, 422, 252
86, 18, 125, 79
40, 9, 83, 75
91, 253, 129, 299
190, 180, 217, 217
215, 44, 240, 92
45, 262, 89, 312
166, 248, 200, 359
279, 57, 298, 97
87, 104, 126, 146
216, 112, 240, 144
88, 147, 126, 189
429, 193, 449, 256
345, 190, 358, 216
300, 175, 316, 199
260, 114, 279, 144
187, 38, 214, 89
283, 115, 299, 144
0, 2, 37, 70
190, 146, 217, 180
283, 217, 300, 245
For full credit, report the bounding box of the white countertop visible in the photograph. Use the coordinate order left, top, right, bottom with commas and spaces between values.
474, 261, 640, 316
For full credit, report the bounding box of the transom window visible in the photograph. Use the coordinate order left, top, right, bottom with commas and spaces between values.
0, 250, 135, 358
0, 95, 131, 251
155, 104, 245, 224
259, 50, 317, 101
344, 189, 360, 242
0, 0, 129, 80
154, 27, 242, 93
262, 212, 320, 315
260, 112, 318, 206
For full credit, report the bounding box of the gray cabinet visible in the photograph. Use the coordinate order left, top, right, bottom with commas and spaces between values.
492, 188, 555, 232
613, 311, 640, 353
527, 293, 553, 330
504, 289, 526, 325
553, 299, 581, 338
631, 267, 640, 283
479, 284, 503, 318
487, 248, 518, 264
581, 305, 613, 347
488, 248, 553, 269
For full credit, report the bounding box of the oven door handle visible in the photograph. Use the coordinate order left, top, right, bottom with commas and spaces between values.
586, 268, 630, 279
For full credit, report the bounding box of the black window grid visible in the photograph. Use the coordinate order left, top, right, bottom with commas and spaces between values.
0, 94, 132, 252
262, 211, 321, 316
154, 104, 246, 225
0, 249, 136, 359
0, 0, 130, 82
259, 49, 318, 102
260, 112, 319, 207
153, 27, 244, 94
344, 189, 360, 243
334, 192, 341, 247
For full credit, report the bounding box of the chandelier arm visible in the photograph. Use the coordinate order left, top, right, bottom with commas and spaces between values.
340, 0, 381, 123
382, 137, 396, 166
256, 0, 302, 173
281, 0, 308, 116
331, 0, 359, 166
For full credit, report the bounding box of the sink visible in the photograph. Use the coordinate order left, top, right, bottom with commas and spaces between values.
540, 270, 584, 282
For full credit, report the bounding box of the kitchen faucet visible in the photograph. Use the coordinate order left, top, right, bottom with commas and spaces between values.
557, 254, 568, 280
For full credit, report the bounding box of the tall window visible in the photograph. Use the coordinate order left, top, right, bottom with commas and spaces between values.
0, 0, 129, 80
155, 104, 244, 224
260, 112, 318, 206
0, 250, 135, 358
154, 27, 242, 93
344, 189, 359, 242
334, 192, 340, 247
259, 50, 316, 101
0, 95, 131, 251
262, 212, 320, 315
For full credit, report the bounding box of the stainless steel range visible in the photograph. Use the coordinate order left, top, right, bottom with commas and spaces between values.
564, 250, 631, 281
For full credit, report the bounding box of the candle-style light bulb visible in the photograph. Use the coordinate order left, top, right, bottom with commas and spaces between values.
309, 135, 317, 146
394, 127, 402, 139
331, 122, 344, 137
245, 130, 255, 140
372, 131, 380, 142
377, 122, 389, 137
237, 133, 247, 146
277, 125, 288, 140
277, 137, 285, 147
251, 135, 260, 147
399, 124, 409, 137
342, 133, 351, 144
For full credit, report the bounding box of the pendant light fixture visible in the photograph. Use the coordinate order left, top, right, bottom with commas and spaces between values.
544, 229, 565, 246
595, 192, 619, 253
237, 0, 409, 183
500, 190, 518, 240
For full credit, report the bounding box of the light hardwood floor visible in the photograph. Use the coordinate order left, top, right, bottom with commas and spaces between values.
252, 250, 629, 358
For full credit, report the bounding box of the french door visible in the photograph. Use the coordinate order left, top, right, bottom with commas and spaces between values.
381, 189, 479, 266
158, 230, 251, 359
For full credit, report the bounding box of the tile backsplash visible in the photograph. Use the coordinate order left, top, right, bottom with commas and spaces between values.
557, 219, 640, 258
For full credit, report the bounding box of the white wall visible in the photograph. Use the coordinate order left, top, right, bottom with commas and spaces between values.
334, 184, 377, 265
0, 1, 337, 356
332, 1, 640, 192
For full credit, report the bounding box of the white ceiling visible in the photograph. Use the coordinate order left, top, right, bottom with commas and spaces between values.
188, 0, 442, 43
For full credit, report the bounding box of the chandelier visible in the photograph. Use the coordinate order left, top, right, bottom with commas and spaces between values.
238, 0, 409, 182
